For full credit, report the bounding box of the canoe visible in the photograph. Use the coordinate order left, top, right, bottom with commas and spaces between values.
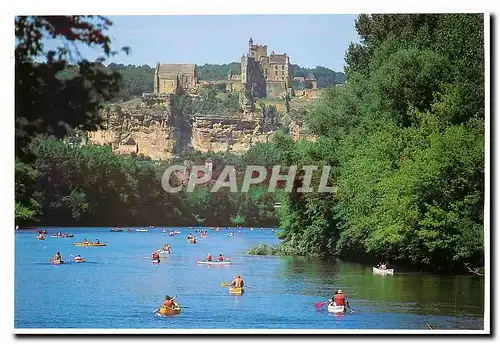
74, 259, 85, 263
174, 230, 181, 234
51, 260, 63, 265
110, 229, 124, 232
197, 260, 231, 265
37, 237, 45, 240
73, 243, 107, 247
229, 287, 244, 295
152, 259, 160, 264
372, 267, 394, 275
157, 305, 181, 316
50, 235, 74, 238
327, 303, 345, 314
136, 229, 149, 232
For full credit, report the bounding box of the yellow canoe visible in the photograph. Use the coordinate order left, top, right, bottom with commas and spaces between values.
157, 305, 181, 315
73, 242, 107, 247
229, 287, 244, 295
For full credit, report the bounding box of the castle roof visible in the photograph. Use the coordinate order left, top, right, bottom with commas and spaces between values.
156, 64, 196, 77
305, 72, 316, 81
269, 53, 287, 64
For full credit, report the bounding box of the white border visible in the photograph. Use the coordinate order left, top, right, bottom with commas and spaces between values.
11, 329, 488, 335
483, 12, 491, 336
2, 0, 494, 340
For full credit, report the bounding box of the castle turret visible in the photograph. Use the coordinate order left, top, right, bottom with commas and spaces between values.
249, 37, 253, 47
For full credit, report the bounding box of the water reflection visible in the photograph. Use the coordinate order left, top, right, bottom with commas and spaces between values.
280, 256, 484, 319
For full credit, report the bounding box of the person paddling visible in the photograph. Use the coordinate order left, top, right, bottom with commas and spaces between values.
334, 290, 351, 310
152, 251, 160, 262
52, 252, 62, 263
163, 295, 174, 308
231, 274, 244, 288
217, 254, 225, 262
206, 253, 213, 262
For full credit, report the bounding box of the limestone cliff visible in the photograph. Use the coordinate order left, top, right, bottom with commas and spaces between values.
88, 97, 187, 160
88, 91, 316, 161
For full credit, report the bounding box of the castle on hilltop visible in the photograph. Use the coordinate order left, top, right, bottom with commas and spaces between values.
153, 38, 293, 100
228, 37, 293, 99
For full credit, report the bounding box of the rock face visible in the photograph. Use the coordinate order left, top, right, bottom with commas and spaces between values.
88, 96, 281, 160
88, 91, 317, 161
88, 97, 187, 160
191, 113, 272, 154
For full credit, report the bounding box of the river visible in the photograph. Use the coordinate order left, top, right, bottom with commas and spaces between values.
14, 227, 484, 330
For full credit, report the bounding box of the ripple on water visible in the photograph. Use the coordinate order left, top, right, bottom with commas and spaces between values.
15, 228, 484, 330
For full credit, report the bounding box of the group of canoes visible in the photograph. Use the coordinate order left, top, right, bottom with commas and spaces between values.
157, 275, 245, 316
151, 244, 171, 263
49, 252, 84, 264
46, 236, 107, 264
37, 230, 74, 240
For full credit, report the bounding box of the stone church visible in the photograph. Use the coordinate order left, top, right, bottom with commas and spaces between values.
153, 63, 197, 94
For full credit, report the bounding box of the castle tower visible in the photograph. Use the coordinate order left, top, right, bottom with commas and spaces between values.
249, 37, 253, 48
154, 61, 160, 93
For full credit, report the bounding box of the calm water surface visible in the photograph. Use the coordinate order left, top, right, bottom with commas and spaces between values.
15, 228, 484, 330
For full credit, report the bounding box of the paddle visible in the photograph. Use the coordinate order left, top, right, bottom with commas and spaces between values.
221, 282, 252, 289
315, 300, 330, 309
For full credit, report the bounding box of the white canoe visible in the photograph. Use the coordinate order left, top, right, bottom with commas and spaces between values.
136, 229, 149, 232
373, 267, 394, 275
327, 303, 345, 314
197, 260, 231, 265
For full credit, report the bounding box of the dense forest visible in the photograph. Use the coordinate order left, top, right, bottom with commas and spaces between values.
259, 14, 485, 273
15, 15, 485, 273
15, 137, 281, 227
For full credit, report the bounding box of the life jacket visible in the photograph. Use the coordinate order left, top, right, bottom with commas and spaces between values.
218, 256, 224, 261
335, 294, 345, 306
163, 299, 173, 307
207, 255, 212, 261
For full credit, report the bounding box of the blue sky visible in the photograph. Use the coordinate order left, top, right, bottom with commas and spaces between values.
65, 15, 361, 72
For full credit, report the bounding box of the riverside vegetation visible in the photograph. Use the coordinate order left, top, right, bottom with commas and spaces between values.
15, 14, 484, 274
